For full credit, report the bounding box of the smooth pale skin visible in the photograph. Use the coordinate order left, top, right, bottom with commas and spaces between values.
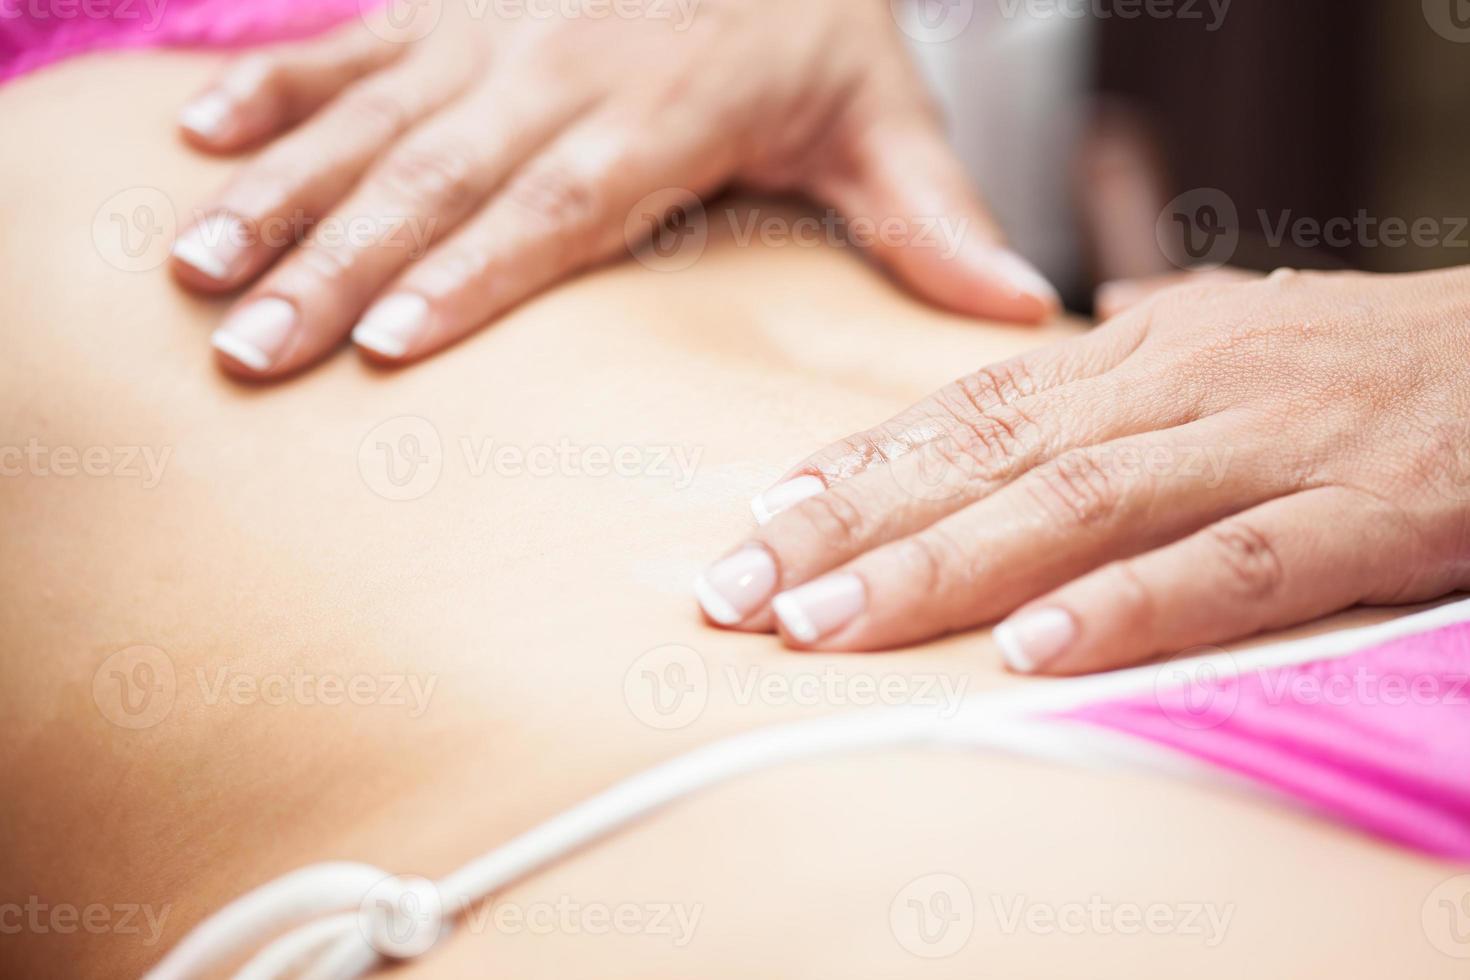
0, 53, 1461, 980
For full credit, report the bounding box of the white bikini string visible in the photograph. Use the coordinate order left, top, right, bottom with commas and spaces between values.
144, 598, 1470, 980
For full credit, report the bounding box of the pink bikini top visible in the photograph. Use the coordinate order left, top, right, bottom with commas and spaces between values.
0, 0, 375, 84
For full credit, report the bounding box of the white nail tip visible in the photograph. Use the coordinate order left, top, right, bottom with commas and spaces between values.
993, 621, 1036, 674
179, 92, 233, 138
171, 230, 229, 280
771, 593, 820, 644
987, 249, 1062, 306
210, 330, 271, 372
351, 324, 410, 359
352, 294, 429, 358
750, 475, 826, 526
693, 573, 742, 627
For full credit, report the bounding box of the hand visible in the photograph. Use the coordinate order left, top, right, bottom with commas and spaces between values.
169, 0, 1059, 379
694, 267, 1470, 674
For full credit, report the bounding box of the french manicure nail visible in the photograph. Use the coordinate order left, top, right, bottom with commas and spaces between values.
771, 573, 866, 644
979, 246, 1062, 310
210, 297, 296, 372
694, 547, 778, 626
179, 91, 234, 139
172, 213, 251, 282
751, 475, 825, 525
353, 293, 431, 358
994, 607, 1076, 674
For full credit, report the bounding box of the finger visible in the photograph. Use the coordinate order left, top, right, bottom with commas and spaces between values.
817, 111, 1060, 326
993, 486, 1408, 676
762, 414, 1278, 651
178, 22, 404, 152
347, 103, 730, 363
1095, 267, 1260, 321
696, 363, 1187, 633
209, 83, 589, 378
751, 314, 1149, 524
170, 46, 476, 296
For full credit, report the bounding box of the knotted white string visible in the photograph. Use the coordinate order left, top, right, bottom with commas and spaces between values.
144, 599, 1470, 980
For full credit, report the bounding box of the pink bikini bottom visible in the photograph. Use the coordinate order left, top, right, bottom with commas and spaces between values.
0, 0, 379, 85
148, 603, 1470, 980
1063, 612, 1470, 860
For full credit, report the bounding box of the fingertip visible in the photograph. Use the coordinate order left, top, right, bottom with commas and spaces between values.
966, 246, 1063, 325
769, 573, 868, 651
209, 297, 298, 378
750, 475, 826, 527
991, 606, 1078, 676
170, 213, 255, 292
210, 330, 272, 375
351, 293, 431, 362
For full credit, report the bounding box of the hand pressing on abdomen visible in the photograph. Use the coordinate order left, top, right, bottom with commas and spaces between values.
696, 267, 1470, 674
170, 0, 1058, 379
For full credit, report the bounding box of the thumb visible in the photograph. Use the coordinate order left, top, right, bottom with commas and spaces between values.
816, 114, 1061, 325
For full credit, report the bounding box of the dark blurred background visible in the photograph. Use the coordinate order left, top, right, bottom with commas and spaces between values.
1085, 0, 1470, 283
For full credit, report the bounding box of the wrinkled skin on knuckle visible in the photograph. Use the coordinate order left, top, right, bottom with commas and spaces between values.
955, 360, 1041, 409
375, 137, 483, 218
501, 157, 604, 261
1026, 450, 1124, 530
1207, 519, 1285, 602
1103, 558, 1158, 638
926, 417, 1020, 488
337, 83, 413, 138
888, 528, 975, 628
276, 242, 356, 292
779, 485, 870, 555
826, 416, 946, 480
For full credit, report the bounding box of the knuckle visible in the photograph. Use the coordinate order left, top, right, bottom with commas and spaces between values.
955, 359, 1039, 411
273, 243, 354, 292
839, 415, 947, 476
375, 139, 482, 215
1207, 519, 1285, 600
1106, 559, 1157, 631
1026, 450, 1122, 528
502, 156, 603, 244
337, 84, 411, 136
784, 486, 869, 553
929, 405, 1036, 485
892, 529, 966, 601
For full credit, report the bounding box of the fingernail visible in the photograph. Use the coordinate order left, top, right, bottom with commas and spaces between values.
994, 607, 1076, 674
179, 91, 234, 139
751, 475, 825, 526
210, 297, 296, 372
353, 293, 431, 359
694, 547, 778, 626
771, 573, 866, 644
172, 213, 251, 282
978, 247, 1062, 311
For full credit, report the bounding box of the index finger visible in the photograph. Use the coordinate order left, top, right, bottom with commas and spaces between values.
751, 314, 1150, 524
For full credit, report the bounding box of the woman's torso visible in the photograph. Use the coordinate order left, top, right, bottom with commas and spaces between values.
0, 51, 1461, 980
